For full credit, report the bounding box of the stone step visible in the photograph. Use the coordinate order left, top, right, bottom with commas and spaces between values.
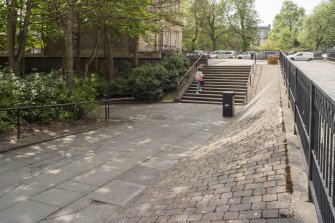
183, 93, 246, 99
179, 65, 251, 105
189, 84, 248, 89
185, 89, 247, 97
179, 98, 245, 105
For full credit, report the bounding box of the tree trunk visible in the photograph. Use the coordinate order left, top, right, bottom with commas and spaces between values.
63, 0, 74, 98
104, 28, 115, 80
75, 13, 82, 73
7, 0, 33, 76
84, 28, 101, 77
132, 37, 139, 67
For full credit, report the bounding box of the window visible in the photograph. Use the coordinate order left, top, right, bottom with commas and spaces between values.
174, 32, 179, 49
165, 29, 171, 47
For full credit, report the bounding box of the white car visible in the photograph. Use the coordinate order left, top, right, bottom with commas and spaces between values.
236, 51, 256, 59
216, 51, 236, 59
288, 52, 314, 61
209, 50, 223, 59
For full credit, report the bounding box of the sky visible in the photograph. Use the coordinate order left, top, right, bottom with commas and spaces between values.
255, 0, 322, 26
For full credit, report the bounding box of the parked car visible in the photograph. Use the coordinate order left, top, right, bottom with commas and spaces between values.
287, 52, 314, 61
256, 51, 279, 60
209, 50, 223, 59
216, 51, 236, 59
186, 50, 209, 59
236, 51, 256, 59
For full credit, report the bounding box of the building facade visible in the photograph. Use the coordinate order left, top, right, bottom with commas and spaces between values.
256, 25, 271, 46
138, 0, 183, 54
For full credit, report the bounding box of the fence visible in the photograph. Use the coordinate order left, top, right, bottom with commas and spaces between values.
0, 99, 116, 140
280, 51, 335, 223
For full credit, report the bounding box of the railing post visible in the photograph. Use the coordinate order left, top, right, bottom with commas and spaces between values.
16, 109, 21, 139
308, 85, 316, 202
72, 104, 76, 126
293, 68, 298, 135
107, 101, 110, 119
104, 101, 108, 122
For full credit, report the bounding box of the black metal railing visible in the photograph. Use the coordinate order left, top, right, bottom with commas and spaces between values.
175, 54, 207, 100
280, 51, 335, 223
0, 99, 119, 139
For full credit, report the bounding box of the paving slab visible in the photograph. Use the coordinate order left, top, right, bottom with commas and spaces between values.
41, 202, 117, 223
29, 188, 83, 207
123, 147, 161, 160
56, 181, 98, 194
87, 180, 146, 206
0, 200, 59, 223
46, 197, 92, 219
0, 184, 46, 211
116, 166, 162, 185
71, 166, 123, 187
141, 156, 179, 171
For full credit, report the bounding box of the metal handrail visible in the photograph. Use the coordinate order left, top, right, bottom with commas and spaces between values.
176, 54, 207, 99
0, 99, 131, 139
178, 54, 205, 85
280, 51, 335, 222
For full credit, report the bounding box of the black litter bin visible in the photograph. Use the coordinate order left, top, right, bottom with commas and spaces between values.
223, 91, 235, 117
250, 53, 255, 60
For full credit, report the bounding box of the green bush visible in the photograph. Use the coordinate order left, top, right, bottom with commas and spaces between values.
161, 52, 190, 76
18, 71, 65, 124
107, 78, 132, 98
62, 75, 100, 120
0, 70, 20, 132
129, 65, 164, 101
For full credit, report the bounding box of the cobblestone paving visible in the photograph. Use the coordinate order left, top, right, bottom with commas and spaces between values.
109, 66, 294, 223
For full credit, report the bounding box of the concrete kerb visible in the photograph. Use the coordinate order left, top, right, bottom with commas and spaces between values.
278, 65, 318, 223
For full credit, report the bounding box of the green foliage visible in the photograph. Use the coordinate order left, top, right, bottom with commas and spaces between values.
0, 70, 19, 132
129, 64, 166, 101
161, 52, 190, 76
298, 1, 335, 51
269, 1, 305, 51
107, 78, 132, 98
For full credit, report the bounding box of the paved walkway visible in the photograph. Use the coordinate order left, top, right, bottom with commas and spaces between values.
0, 103, 237, 223
292, 60, 335, 98
0, 63, 317, 223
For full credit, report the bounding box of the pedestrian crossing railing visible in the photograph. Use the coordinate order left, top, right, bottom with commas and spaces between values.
280, 51, 335, 223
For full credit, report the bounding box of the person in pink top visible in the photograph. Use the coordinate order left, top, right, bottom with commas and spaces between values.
195, 67, 204, 94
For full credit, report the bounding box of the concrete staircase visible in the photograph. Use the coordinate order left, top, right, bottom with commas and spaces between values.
179, 65, 251, 105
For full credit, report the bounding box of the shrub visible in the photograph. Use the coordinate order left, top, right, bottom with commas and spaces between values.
106, 78, 132, 98
268, 56, 280, 65
161, 52, 190, 76
129, 65, 164, 101
18, 71, 65, 124
0, 70, 20, 132
63, 75, 100, 120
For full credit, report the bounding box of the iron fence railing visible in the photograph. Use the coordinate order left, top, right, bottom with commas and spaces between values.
0, 99, 119, 139
280, 51, 335, 223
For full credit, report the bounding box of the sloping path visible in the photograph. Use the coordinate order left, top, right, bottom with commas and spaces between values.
105, 64, 316, 223
0, 102, 236, 223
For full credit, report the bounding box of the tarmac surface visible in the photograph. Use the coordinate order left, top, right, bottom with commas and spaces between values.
0, 61, 318, 223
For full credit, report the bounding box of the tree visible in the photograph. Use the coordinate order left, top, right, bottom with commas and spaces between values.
269, 0, 305, 50
225, 0, 259, 52
299, 1, 335, 50
201, 0, 227, 51
182, 0, 202, 51
6, 0, 34, 76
